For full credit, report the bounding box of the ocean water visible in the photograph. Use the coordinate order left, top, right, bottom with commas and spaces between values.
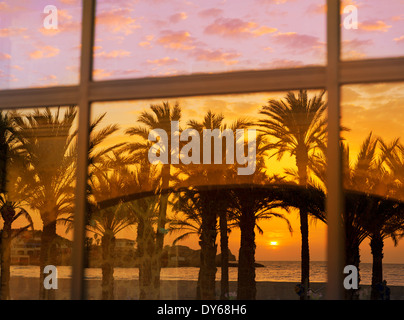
10, 261, 404, 287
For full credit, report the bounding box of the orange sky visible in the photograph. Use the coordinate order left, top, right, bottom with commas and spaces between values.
1, 0, 404, 263
89, 83, 404, 263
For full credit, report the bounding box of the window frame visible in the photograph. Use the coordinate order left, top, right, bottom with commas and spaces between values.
0, 0, 403, 300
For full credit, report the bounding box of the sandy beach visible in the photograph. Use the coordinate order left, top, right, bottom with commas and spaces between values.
8, 278, 404, 300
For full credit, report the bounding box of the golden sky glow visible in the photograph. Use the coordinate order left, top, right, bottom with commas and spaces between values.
1, 0, 404, 264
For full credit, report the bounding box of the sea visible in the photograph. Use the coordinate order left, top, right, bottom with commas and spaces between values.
10, 261, 404, 286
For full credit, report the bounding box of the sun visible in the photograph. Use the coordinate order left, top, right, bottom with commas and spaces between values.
269, 241, 279, 247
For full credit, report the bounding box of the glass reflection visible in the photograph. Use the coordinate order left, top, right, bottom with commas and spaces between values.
342, 83, 404, 300
0, 0, 82, 89
0, 106, 77, 300
93, 0, 326, 81
341, 0, 404, 60
88, 90, 329, 300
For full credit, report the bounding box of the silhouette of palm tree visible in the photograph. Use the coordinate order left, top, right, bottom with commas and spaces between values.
258, 90, 327, 299
0, 111, 34, 300
124, 102, 181, 298
13, 107, 77, 300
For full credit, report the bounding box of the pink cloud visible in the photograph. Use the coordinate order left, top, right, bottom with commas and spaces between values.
96, 49, 131, 59
394, 35, 404, 43
147, 57, 179, 66
0, 27, 27, 38
198, 8, 223, 18
191, 48, 241, 65
360, 20, 392, 33
29, 45, 60, 60
157, 30, 196, 50
96, 8, 140, 35
272, 32, 321, 50
0, 53, 11, 60
204, 18, 277, 38
169, 12, 188, 24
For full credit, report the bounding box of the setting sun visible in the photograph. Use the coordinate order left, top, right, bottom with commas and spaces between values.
269, 241, 279, 247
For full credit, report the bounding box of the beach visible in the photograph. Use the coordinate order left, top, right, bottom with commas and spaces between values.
8, 277, 404, 300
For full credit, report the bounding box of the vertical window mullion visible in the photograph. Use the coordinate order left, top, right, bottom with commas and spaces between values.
71, 0, 96, 301
326, 0, 345, 300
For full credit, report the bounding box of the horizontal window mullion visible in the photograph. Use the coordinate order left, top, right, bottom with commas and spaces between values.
1, 57, 403, 109
340, 57, 404, 84
0, 86, 80, 109
88, 67, 327, 102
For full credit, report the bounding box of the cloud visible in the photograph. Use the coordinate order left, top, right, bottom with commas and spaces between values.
342, 38, 373, 59
39, 9, 81, 36
394, 35, 404, 43
95, 49, 131, 59
11, 65, 23, 71
360, 20, 392, 33
0, 27, 27, 38
204, 18, 277, 38
93, 68, 140, 80
259, 59, 305, 69
96, 8, 140, 35
191, 48, 241, 65
29, 46, 60, 60
0, 1, 9, 10
147, 57, 179, 66
272, 32, 323, 53
169, 12, 188, 24
0, 53, 11, 60
157, 30, 196, 50
391, 15, 404, 22
198, 8, 223, 18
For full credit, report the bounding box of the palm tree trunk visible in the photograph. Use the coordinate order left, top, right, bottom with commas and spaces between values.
219, 209, 229, 300
39, 218, 57, 300
299, 208, 310, 300
137, 218, 159, 300
101, 232, 115, 300
237, 208, 256, 300
0, 219, 12, 300
370, 232, 384, 300
345, 232, 361, 300
154, 163, 170, 298
296, 150, 310, 300
199, 192, 217, 300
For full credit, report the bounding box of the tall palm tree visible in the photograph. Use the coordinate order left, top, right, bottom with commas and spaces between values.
124, 102, 181, 298
314, 133, 403, 299
12, 107, 77, 300
0, 111, 35, 300
258, 90, 327, 299
86, 151, 139, 300
177, 111, 253, 299
226, 132, 293, 300
0, 196, 33, 300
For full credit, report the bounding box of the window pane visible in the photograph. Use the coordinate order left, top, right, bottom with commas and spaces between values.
0, 0, 82, 89
341, 83, 404, 299
341, 0, 404, 60
93, 0, 326, 81
0, 106, 77, 300
87, 90, 328, 300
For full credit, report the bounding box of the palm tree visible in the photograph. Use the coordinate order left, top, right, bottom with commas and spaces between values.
124, 102, 181, 298
86, 151, 139, 300
367, 138, 404, 299
176, 111, 253, 299
0, 111, 36, 300
226, 132, 293, 300
314, 133, 403, 299
0, 196, 33, 300
11, 107, 77, 300
258, 90, 327, 299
